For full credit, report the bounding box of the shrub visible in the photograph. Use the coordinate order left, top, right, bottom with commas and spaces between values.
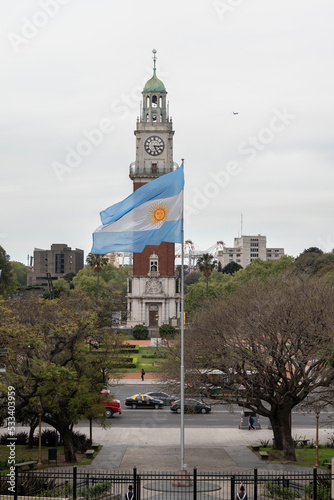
159, 324, 176, 338
132, 324, 149, 340
0, 432, 28, 445
142, 353, 166, 359
72, 431, 90, 453
264, 481, 300, 499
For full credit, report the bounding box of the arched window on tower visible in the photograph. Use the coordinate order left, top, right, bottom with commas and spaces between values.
146, 113, 149, 122
152, 114, 157, 122
146, 96, 150, 107
152, 95, 158, 108
149, 253, 159, 274
159, 96, 163, 107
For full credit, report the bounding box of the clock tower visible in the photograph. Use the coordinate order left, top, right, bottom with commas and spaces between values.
127, 50, 181, 329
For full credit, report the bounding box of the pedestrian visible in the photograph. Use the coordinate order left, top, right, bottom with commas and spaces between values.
141, 368, 145, 381
236, 484, 247, 500
248, 415, 255, 430
125, 484, 134, 499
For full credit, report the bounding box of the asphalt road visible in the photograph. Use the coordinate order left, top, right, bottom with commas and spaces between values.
80, 384, 333, 430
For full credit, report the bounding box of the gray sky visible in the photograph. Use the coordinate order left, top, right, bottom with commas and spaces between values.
1, 0, 334, 265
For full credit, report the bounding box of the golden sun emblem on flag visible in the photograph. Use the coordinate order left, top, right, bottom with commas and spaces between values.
147, 201, 169, 227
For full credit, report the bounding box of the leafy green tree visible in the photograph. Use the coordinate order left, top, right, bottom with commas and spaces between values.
222, 261, 243, 275
185, 271, 231, 314
293, 251, 334, 276
197, 253, 217, 299
10, 261, 32, 286
132, 324, 149, 340
43, 278, 70, 299
159, 324, 176, 339
185, 257, 294, 314
73, 263, 129, 305
86, 253, 109, 299
0, 246, 17, 297
301, 247, 323, 255
0, 293, 120, 462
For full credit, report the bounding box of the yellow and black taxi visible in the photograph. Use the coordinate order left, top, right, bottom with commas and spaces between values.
125, 393, 164, 409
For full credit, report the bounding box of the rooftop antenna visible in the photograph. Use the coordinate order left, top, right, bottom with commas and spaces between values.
241, 213, 243, 236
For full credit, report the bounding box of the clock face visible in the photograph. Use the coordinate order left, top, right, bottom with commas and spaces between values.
144, 136, 165, 156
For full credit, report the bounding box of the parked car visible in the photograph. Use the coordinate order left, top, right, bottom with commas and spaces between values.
146, 391, 177, 406
125, 394, 164, 409
170, 399, 211, 414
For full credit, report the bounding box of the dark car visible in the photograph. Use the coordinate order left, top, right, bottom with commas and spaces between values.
170, 399, 211, 414
125, 394, 164, 409
146, 391, 177, 406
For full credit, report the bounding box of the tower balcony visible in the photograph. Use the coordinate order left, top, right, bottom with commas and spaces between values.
129, 162, 179, 180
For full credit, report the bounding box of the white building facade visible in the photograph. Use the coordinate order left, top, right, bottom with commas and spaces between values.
218, 235, 284, 268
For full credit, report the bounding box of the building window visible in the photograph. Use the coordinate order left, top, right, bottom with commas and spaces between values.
236, 254, 240, 257
229, 254, 234, 257
149, 253, 159, 274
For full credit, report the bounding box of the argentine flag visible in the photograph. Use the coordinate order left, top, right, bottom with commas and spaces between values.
91, 166, 184, 254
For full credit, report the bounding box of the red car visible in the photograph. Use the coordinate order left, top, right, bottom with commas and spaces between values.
100, 389, 122, 418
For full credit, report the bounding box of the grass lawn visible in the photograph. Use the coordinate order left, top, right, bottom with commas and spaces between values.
0, 445, 98, 472
115, 346, 168, 373
252, 445, 334, 468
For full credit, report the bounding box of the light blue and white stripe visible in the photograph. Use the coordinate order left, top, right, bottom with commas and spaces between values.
91, 166, 184, 254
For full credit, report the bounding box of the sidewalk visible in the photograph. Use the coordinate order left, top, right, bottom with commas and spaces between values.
109, 373, 166, 384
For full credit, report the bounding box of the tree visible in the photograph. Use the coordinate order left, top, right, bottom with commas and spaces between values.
0, 246, 17, 297
10, 261, 32, 286
222, 261, 243, 275
159, 324, 176, 339
197, 253, 217, 299
301, 247, 323, 255
0, 293, 120, 462
73, 263, 129, 305
177, 274, 334, 461
293, 251, 334, 276
86, 253, 109, 299
133, 324, 149, 340
43, 278, 70, 299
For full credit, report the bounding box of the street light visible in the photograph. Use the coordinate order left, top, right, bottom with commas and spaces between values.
315, 404, 320, 467
37, 402, 43, 466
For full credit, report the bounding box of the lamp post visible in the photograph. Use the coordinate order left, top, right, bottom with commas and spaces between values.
315, 404, 320, 467
37, 411, 42, 466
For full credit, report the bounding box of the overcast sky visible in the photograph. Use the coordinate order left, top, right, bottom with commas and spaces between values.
1, 0, 334, 265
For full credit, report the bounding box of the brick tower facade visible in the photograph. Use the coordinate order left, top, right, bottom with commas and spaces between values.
126, 50, 181, 328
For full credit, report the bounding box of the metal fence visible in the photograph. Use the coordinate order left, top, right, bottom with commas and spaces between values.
0, 466, 332, 500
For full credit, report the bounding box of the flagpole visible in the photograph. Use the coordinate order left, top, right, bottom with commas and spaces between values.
180, 159, 185, 470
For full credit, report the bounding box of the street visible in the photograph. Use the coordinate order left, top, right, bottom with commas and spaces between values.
81, 384, 333, 430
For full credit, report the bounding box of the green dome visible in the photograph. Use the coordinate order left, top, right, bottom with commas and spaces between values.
143, 71, 166, 92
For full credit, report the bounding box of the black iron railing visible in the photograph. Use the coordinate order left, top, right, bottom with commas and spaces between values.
0, 466, 331, 499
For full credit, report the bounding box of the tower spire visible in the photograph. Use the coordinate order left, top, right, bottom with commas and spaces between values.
152, 48, 157, 76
